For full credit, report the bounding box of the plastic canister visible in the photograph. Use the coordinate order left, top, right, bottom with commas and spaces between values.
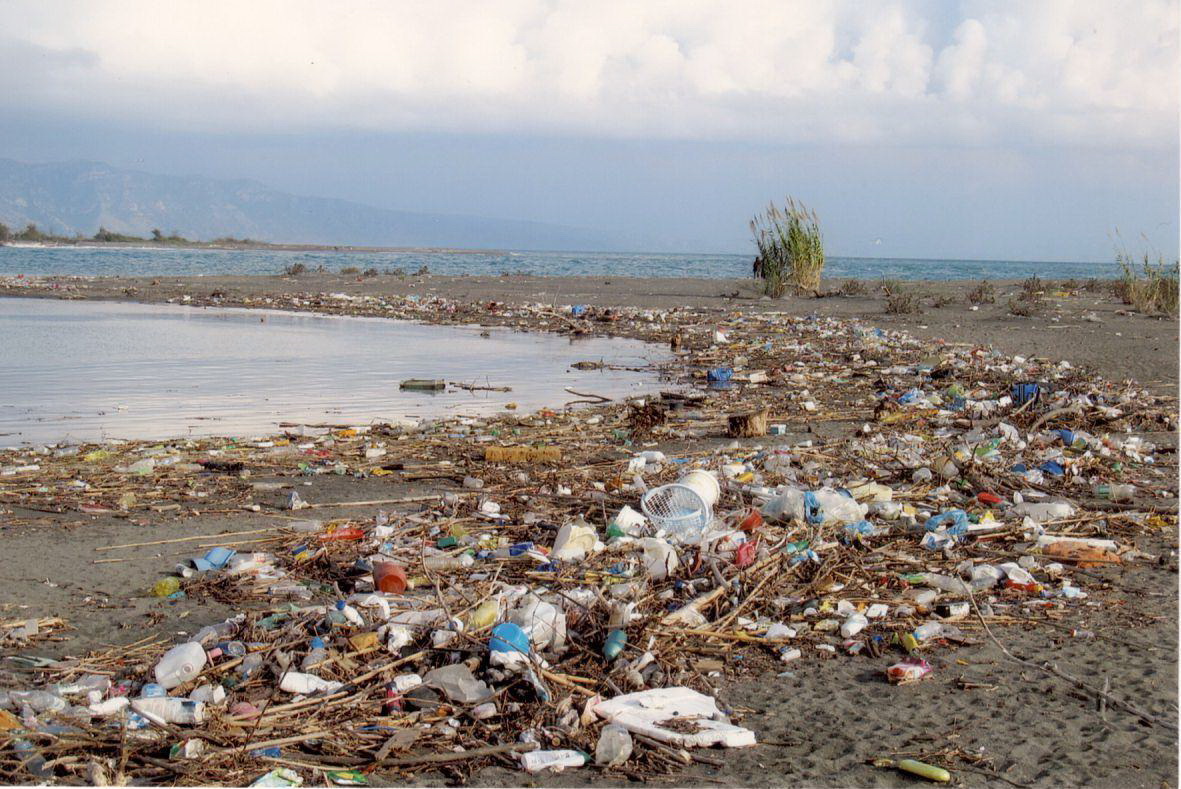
154, 642, 207, 690
679, 470, 720, 508
130, 697, 206, 725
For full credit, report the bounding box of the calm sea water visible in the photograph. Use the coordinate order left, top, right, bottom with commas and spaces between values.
0, 297, 666, 445
0, 244, 1122, 281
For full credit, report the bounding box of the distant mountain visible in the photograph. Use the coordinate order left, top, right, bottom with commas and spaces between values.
0, 158, 620, 250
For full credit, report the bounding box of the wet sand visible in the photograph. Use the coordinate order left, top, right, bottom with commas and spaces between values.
0, 272, 1177, 787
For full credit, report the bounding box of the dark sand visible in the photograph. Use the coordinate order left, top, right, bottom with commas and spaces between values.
0, 272, 1177, 787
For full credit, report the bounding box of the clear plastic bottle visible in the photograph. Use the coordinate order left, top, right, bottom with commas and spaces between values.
423, 553, 475, 572
913, 622, 944, 642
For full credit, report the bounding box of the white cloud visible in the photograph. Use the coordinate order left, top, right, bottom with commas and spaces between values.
0, 0, 1175, 146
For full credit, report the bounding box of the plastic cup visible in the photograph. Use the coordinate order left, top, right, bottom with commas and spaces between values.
373, 562, 408, 594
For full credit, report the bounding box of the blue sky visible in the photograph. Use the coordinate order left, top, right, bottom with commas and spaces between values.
0, 1, 1176, 260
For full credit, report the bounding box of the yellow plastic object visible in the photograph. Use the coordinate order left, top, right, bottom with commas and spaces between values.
152, 578, 180, 597
466, 599, 500, 630
898, 759, 951, 782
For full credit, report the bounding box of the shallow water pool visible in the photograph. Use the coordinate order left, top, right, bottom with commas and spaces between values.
0, 297, 667, 445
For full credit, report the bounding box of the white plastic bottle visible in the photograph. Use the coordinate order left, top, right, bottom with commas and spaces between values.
519, 749, 586, 773
130, 697, 206, 725
279, 671, 343, 695
154, 642, 207, 690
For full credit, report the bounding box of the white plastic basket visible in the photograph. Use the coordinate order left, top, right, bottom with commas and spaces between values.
641, 484, 711, 543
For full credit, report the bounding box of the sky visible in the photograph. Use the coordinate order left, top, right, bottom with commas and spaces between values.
0, 0, 1177, 260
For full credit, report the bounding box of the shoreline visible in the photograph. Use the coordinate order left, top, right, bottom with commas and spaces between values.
3, 271, 1176, 393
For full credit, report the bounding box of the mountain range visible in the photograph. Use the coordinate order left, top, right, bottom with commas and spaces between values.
0, 158, 620, 250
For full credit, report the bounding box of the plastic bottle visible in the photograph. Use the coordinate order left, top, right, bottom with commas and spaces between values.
1095, 483, 1135, 502
760, 487, 805, 522
519, 749, 586, 774
423, 553, 475, 572
194, 619, 239, 646
239, 653, 263, 679
130, 697, 206, 725
6, 690, 66, 713
154, 642, 207, 690
595, 724, 633, 767
913, 622, 944, 642
301, 637, 329, 671
279, 672, 343, 695
336, 600, 365, 627
808, 489, 868, 526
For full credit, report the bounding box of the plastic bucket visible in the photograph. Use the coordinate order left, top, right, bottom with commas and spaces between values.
679, 470, 720, 508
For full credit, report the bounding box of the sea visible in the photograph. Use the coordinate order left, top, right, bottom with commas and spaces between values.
0, 244, 1123, 281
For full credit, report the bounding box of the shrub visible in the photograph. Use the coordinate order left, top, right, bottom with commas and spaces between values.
1020, 275, 1044, 300
362, 267, 379, 278
1007, 295, 1038, 317
967, 280, 996, 304
340, 266, 361, 275
928, 293, 955, 308
1083, 278, 1105, 292
839, 278, 866, 296
750, 197, 825, 297
284, 262, 308, 276
1117, 253, 1179, 316
884, 285, 921, 314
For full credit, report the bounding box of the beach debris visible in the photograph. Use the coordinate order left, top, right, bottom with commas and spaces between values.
0, 283, 1174, 785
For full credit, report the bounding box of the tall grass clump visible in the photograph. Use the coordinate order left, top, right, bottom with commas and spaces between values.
750, 197, 825, 297
1117, 252, 1179, 316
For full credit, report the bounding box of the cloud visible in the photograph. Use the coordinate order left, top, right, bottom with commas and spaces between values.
0, 0, 1175, 147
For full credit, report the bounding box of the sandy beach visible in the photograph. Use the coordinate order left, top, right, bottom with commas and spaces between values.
0, 272, 1176, 787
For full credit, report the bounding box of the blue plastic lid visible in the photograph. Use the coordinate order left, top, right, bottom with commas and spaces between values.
310, 637, 325, 650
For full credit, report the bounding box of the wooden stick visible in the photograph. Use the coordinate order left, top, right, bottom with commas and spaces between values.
95, 527, 280, 552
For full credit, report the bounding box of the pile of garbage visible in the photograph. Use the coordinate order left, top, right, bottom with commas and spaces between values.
0, 296, 1176, 785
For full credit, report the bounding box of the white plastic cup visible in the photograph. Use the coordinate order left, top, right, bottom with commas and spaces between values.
678, 470, 720, 508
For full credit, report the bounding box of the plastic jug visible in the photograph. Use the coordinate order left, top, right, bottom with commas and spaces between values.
154, 642, 207, 690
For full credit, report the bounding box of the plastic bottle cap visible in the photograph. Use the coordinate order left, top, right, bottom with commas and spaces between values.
335, 600, 346, 610
310, 637, 325, 649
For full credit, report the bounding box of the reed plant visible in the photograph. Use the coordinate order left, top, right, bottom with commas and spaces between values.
1116, 252, 1179, 316
750, 198, 825, 297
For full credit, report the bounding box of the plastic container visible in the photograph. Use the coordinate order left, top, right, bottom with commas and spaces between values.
130, 697, 206, 725
154, 642, 207, 690
372, 562, 408, 594
679, 470, 720, 508
595, 723, 633, 766
279, 672, 343, 695
641, 484, 711, 544
603, 629, 628, 660
637, 538, 678, 580
519, 749, 586, 774
423, 553, 474, 572
301, 637, 328, 671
